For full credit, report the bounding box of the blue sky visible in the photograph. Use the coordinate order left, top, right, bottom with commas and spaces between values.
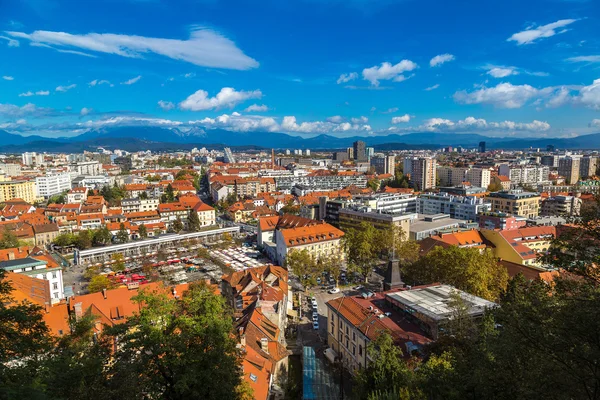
0, 0, 599, 139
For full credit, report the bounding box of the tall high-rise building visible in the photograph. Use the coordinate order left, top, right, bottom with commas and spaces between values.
224, 147, 236, 163
410, 157, 437, 190
366, 147, 375, 161
370, 155, 396, 175
353, 140, 367, 162
579, 156, 597, 179
558, 156, 581, 184
347, 147, 354, 160
478, 141, 486, 153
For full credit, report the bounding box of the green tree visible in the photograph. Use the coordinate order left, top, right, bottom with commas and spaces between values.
367, 178, 381, 192
87, 275, 113, 293
404, 246, 508, 301
165, 183, 175, 203
285, 249, 318, 288
53, 232, 77, 247
172, 218, 184, 233
0, 270, 52, 397
112, 253, 126, 272
116, 223, 129, 244
75, 230, 93, 250
487, 181, 503, 192
355, 332, 416, 400
342, 222, 386, 282
93, 227, 112, 246
108, 282, 246, 400
139, 191, 148, 200
280, 200, 300, 215
138, 224, 148, 239
188, 211, 201, 232
41, 316, 114, 400
0, 227, 21, 250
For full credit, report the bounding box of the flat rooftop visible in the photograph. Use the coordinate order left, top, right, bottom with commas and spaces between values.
409, 214, 465, 233
386, 284, 496, 322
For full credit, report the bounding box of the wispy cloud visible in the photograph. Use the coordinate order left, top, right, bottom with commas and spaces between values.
56, 83, 76, 92
567, 55, 600, 63
245, 104, 269, 112
121, 75, 142, 85
429, 53, 455, 67
391, 114, 411, 123
19, 90, 49, 97
2, 76, 14, 81
425, 84, 440, 91
89, 79, 113, 87
508, 19, 578, 45
158, 100, 175, 111
5, 26, 259, 69
0, 35, 19, 47
337, 72, 358, 84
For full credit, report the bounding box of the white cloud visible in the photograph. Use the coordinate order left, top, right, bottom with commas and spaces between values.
419, 116, 551, 132
2, 76, 14, 81
578, 79, 600, 110
0, 35, 19, 47
591, 119, 600, 128
326, 115, 344, 123
337, 72, 358, 84
184, 72, 196, 78
454, 82, 539, 108
487, 67, 518, 78
391, 114, 411, 123
180, 87, 262, 111
19, 90, 49, 97
425, 84, 440, 91
5, 27, 259, 70
158, 100, 175, 111
351, 116, 368, 124
370, 106, 377, 112
89, 79, 112, 86
244, 104, 269, 112
80, 107, 91, 116
0, 103, 51, 118
56, 83, 76, 92
362, 60, 418, 86
381, 107, 398, 114
568, 55, 600, 63
194, 113, 279, 132
508, 19, 578, 45
122, 75, 142, 85
430, 53, 455, 67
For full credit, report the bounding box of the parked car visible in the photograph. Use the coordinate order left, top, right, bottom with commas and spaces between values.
312, 313, 318, 321
313, 321, 319, 330
328, 287, 340, 294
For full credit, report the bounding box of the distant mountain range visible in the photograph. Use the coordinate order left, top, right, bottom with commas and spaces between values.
2, 127, 600, 153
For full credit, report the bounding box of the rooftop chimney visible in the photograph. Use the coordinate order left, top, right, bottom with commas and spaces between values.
73, 302, 83, 321
102, 288, 107, 299
260, 337, 269, 353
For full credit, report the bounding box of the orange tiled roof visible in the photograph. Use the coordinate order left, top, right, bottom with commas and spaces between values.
280, 223, 344, 247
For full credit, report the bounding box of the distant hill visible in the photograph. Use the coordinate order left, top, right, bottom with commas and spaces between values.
1, 126, 600, 153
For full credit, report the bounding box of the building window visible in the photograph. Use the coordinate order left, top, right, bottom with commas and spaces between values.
359, 345, 363, 356
53, 282, 58, 290
52, 272, 57, 279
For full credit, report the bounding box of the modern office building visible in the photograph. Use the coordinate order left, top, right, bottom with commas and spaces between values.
478, 141, 486, 153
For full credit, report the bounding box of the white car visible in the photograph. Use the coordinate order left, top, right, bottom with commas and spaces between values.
312, 313, 318, 321
328, 287, 340, 294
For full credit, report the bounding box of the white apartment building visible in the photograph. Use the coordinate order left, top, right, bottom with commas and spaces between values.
418, 192, 491, 221
0, 256, 65, 303
0, 163, 22, 177
35, 172, 72, 199
498, 164, 549, 185
67, 187, 88, 204
69, 161, 102, 176
352, 193, 418, 215
121, 198, 160, 214
437, 167, 491, 188
22, 152, 44, 166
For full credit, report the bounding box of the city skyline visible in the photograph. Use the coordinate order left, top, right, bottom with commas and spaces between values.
1, 0, 600, 140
